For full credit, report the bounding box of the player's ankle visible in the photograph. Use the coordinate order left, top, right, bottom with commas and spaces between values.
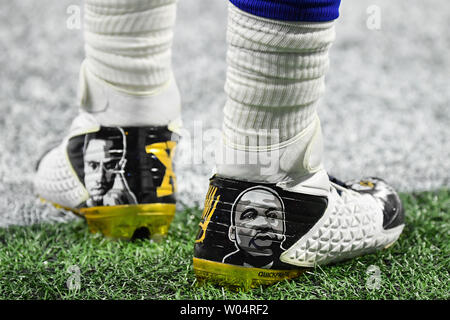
215, 115, 325, 187
77, 65, 181, 128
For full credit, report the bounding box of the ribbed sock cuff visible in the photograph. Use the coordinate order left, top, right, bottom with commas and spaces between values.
222, 3, 335, 146
83, 0, 177, 93
229, 0, 341, 22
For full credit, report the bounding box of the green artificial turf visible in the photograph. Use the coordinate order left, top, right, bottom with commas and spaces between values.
0, 189, 448, 300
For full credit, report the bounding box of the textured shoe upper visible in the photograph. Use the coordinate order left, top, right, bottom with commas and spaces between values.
343, 177, 405, 230
280, 180, 405, 267
35, 143, 90, 208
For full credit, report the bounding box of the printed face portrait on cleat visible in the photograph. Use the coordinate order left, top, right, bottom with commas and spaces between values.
82, 127, 136, 207
67, 125, 178, 209
84, 138, 121, 204
224, 186, 286, 268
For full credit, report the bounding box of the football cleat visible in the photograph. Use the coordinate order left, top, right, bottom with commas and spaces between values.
35, 113, 179, 240
193, 170, 405, 289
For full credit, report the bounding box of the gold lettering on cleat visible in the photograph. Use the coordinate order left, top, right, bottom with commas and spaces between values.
145, 141, 177, 198
196, 186, 220, 243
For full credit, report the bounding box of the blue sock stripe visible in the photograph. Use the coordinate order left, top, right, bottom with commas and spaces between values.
229, 0, 342, 22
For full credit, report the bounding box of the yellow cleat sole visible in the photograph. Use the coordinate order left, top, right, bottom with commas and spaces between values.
80, 203, 176, 240
193, 257, 306, 290
40, 198, 175, 240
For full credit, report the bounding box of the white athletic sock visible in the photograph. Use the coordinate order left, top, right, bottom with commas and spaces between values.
77, 0, 181, 127
216, 4, 336, 183
223, 3, 335, 146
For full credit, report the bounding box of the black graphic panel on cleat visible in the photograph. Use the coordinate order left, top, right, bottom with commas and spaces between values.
194, 176, 328, 270
345, 178, 405, 230
67, 126, 178, 208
